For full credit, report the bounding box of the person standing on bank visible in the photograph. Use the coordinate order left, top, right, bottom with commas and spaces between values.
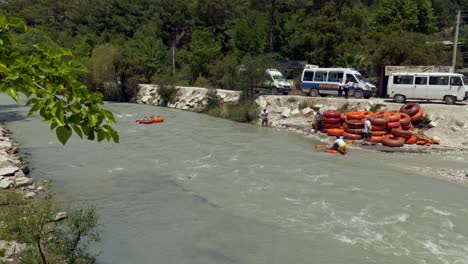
362, 118, 374, 145
343, 80, 350, 99
261, 109, 268, 126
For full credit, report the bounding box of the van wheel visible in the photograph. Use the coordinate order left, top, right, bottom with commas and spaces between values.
394, 95, 406, 103
353, 89, 364, 99
444, 96, 456, 105
271, 88, 277, 95
309, 89, 319, 97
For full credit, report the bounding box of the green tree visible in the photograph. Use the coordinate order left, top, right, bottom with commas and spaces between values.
208, 54, 241, 90
128, 25, 167, 83
374, 0, 436, 34
0, 14, 118, 144
239, 55, 274, 98
187, 29, 222, 82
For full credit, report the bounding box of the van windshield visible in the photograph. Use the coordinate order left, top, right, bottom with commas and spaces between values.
272, 74, 285, 81
354, 74, 367, 83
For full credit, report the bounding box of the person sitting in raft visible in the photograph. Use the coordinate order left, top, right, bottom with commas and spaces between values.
143, 116, 149, 121
331, 136, 347, 153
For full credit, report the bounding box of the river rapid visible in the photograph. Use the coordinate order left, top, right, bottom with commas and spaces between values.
2, 97, 468, 264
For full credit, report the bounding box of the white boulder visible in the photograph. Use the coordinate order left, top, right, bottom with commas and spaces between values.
15, 177, 33, 187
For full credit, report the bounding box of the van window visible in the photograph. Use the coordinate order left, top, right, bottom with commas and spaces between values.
314, 71, 327, 82
394, 76, 413, 84
345, 74, 357, 83
450, 77, 462, 86
303, 71, 314, 81
429, 76, 449, 85
327, 72, 343, 83
415, 77, 427, 85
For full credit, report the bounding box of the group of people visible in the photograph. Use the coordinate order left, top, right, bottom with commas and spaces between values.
330, 118, 374, 153
338, 80, 350, 98
143, 115, 161, 120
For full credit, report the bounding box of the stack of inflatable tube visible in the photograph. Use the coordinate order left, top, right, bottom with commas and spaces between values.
323, 110, 344, 136
343, 111, 366, 140
318, 105, 427, 147
399, 103, 424, 127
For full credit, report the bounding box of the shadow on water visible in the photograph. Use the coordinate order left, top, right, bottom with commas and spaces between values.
0, 104, 29, 122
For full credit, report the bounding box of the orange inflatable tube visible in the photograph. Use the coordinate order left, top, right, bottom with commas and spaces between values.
347, 112, 366, 120
405, 136, 417, 145
410, 107, 424, 122
327, 128, 345, 137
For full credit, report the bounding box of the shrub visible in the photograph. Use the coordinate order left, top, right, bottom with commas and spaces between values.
298, 100, 311, 110
101, 82, 123, 102
204, 88, 220, 110
287, 97, 297, 103
0, 193, 101, 264
418, 114, 433, 129
157, 84, 177, 106
194, 75, 211, 88
369, 103, 386, 112
338, 102, 350, 112
225, 99, 259, 123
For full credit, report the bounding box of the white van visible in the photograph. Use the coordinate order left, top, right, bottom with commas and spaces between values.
300, 67, 376, 98
387, 72, 468, 104
261, 69, 291, 95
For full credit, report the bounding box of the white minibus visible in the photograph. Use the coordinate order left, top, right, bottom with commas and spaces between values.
300, 66, 376, 98
387, 72, 468, 104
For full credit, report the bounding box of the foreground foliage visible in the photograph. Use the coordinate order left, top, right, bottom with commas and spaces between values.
0, 192, 101, 264
0, 14, 119, 144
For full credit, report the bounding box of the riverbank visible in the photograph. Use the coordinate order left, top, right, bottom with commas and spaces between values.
0, 123, 45, 262
135, 85, 468, 152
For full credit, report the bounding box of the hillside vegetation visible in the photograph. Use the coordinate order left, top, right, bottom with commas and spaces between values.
1, 0, 467, 101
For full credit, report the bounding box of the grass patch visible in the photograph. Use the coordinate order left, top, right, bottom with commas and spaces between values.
338, 102, 350, 112
418, 114, 433, 129
204, 99, 259, 123
369, 103, 386, 112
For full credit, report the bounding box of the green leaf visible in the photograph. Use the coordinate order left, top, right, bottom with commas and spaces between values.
56, 126, 72, 145
28, 102, 43, 116
72, 124, 83, 139
4, 87, 18, 101
97, 129, 105, 142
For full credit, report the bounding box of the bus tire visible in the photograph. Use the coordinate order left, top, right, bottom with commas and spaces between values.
444, 95, 456, 105
353, 89, 364, 99
310, 89, 319, 97
394, 94, 406, 103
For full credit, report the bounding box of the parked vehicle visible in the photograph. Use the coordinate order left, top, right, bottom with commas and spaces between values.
387, 72, 468, 104
300, 66, 376, 98
257, 69, 291, 95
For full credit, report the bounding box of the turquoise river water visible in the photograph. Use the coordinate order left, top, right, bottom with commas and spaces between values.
1, 97, 468, 264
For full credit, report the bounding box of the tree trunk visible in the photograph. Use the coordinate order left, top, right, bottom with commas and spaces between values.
172, 35, 176, 76
37, 241, 47, 264
269, 0, 276, 53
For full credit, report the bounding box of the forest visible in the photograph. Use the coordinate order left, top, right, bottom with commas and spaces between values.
1, 0, 467, 101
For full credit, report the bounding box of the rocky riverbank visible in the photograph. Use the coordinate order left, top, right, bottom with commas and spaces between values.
0, 123, 46, 262
136, 85, 468, 152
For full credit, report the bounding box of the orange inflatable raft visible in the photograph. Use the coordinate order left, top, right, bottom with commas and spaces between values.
136, 117, 165, 124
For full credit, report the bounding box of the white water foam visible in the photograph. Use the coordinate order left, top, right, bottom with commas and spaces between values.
424, 206, 453, 216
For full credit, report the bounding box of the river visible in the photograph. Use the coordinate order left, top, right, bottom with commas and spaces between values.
2, 97, 468, 264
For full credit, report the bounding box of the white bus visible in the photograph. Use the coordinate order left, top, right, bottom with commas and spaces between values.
300, 67, 376, 99
387, 72, 468, 104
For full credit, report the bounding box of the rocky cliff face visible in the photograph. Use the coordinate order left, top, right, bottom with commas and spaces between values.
136, 84, 241, 111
